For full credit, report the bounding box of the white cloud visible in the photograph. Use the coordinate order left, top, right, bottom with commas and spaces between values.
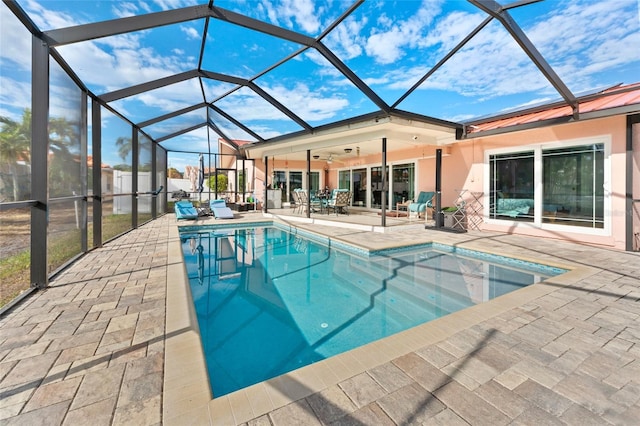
365, 0, 444, 64
266, 83, 349, 121
0, 4, 32, 71
22, 0, 84, 29
526, 0, 640, 91
180, 25, 199, 40
324, 15, 367, 61
418, 11, 485, 53
383, 0, 640, 102
112, 2, 141, 18
0, 78, 31, 120
275, 0, 320, 34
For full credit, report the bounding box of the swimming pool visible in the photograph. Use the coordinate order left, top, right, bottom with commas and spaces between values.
180, 224, 565, 397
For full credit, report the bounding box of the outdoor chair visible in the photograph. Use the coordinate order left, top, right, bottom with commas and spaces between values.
209, 199, 235, 219
295, 189, 321, 214
175, 200, 199, 220
327, 190, 351, 215
292, 189, 305, 214
408, 191, 435, 221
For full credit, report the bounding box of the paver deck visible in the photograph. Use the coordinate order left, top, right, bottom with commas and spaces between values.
1, 211, 639, 425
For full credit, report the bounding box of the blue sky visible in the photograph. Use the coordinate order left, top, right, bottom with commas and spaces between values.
1, 0, 639, 172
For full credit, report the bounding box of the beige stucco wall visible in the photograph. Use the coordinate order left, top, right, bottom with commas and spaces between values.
462, 116, 628, 250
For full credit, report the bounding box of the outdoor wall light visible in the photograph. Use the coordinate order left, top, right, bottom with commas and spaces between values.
344, 148, 352, 153
313, 155, 320, 160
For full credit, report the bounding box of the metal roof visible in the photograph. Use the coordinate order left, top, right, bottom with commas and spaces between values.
465, 82, 640, 137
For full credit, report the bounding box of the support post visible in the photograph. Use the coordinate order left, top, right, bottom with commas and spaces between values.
381, 137, 387, 227
435, 148, 443, 228
263, 156, 268, 213
31, 36, 49, 289
92, 99, 103, 247
306, 150, 311, 218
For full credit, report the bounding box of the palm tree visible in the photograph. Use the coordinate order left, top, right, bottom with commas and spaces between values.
48, 116, 81, 197
0, 109, 31, 201
115, 136, 132, 162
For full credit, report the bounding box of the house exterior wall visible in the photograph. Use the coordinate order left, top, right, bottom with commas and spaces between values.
465, 115, 628, 250
240, 115, 634, 250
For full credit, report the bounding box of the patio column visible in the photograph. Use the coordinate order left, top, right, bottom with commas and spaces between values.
91, 98, 103, 248
264, 156, 268, 213
381, 137, 387, 227
31, 35, 49, 289
306, 150, 311, 218
435, 148, 443, 228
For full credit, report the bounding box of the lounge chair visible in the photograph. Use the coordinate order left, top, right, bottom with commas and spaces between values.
209, 199, 235, 219
408, 191, 435, 221
175, 200, 199, 220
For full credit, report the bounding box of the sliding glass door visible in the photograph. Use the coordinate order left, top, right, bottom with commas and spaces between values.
352, 168, 367, 207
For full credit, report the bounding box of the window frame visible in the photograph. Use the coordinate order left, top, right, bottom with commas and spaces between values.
484, 135, 611, 236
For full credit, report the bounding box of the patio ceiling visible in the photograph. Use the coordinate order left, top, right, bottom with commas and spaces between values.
243, 111, 460, 161
3, 0, 639, 156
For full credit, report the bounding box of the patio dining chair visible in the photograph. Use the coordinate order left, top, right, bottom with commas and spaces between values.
291, 189, 303, 214
327, 190, 351, 215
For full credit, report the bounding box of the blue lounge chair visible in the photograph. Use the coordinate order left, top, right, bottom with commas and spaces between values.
209, 199, 235, 219
175, 200, 199, 220
409, 191, 435, 220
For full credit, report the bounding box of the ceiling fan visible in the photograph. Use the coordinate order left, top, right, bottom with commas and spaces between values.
312, 147, 359, 163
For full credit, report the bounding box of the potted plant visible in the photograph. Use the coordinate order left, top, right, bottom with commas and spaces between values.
442, 206, 466, 230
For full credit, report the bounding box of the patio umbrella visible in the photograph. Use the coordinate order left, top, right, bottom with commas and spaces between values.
197, 153, 205, 202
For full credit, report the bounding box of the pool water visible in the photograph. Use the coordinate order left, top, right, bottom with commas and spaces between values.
180, 225, 565, 397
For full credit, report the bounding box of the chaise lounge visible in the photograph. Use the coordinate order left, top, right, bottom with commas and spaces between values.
175, 200, 199, 220
209, 199, 235, 219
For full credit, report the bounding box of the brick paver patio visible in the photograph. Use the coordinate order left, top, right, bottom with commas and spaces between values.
1, 213, 639, 425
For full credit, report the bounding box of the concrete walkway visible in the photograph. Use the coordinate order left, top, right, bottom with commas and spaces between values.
1, 213, 639, 425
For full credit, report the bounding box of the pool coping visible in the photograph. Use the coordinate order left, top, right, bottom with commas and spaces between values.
163, 220, 598, 425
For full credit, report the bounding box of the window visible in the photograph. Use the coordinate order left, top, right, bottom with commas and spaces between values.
542, 144, 604, 228
489, 151, 534, 222
488, 142, 606, 230
392, 163, 415, 206
352, 168, 366, 207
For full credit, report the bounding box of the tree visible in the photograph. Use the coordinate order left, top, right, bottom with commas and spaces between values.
115, 136, 132, 162
208, 174, 228, 193
48, 116, 81, 197
167, 167, 182, 179
0, 109, 31, 201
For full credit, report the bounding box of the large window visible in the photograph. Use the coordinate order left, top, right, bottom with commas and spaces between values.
489, 142, 606, 229
543, 144, 604, 228
489, 151, 535, 222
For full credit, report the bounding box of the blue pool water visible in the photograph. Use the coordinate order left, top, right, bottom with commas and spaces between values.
180, 224, 565, 397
